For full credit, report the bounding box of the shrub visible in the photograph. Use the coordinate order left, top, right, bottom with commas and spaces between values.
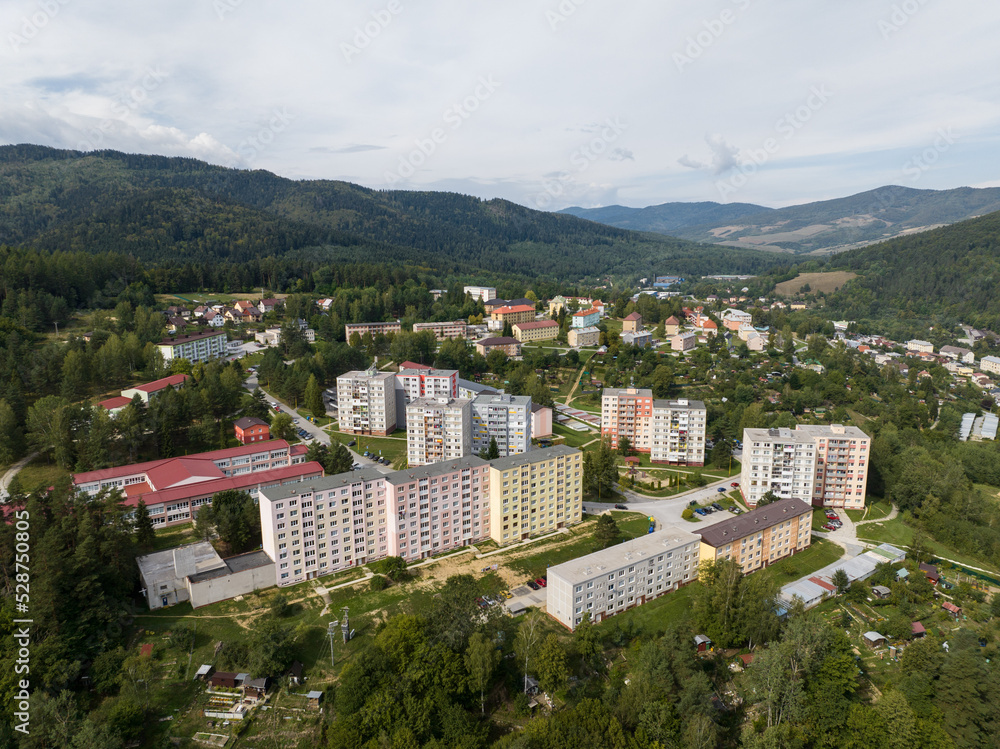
370, 574, 389, 592
681, 508, 694, 520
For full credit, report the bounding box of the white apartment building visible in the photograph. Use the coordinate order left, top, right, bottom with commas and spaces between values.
650, 399, 706, 466
487, 445, 584, 545
156, 331, 228, 365
384, 457, 492, 561
336, 366, 398, 436
464, 285, 497, 302
722, 308, 753, 325
980, 356, 1000, 375
740, 424, 870, 509
905, 339, 935, 353
412, 320, 468, 340
406, 397, 472, 466
547, 524, 700, 630
394, 367, 459, 428
471, 393, 531, 457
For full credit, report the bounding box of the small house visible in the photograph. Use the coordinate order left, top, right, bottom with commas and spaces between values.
863, 632, 887, 649
243, 677, 270, 699
738, 653, 753, 667
872, 585, 892, 600
286, 661, 304, 686
694, 634, 712, 653
195, 664, 214, 681
919, 563, 940, 584
943, 601, 962, 619
896, 568, 910, 581
235, 673, 250, 687
234, 417, 271, 444
911, 622, 926, 638
209, 671, 239, 689
307, 690, 324, 708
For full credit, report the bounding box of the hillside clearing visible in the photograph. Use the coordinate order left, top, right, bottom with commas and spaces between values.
774, 271, 857, 296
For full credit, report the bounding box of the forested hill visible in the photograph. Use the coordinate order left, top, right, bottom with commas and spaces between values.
0, 144, 785, 281
823, 209, 1000, 328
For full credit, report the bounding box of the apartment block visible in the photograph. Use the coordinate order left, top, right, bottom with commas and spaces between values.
394, 367, 459, 427
671, 332, 697, 351
740, 424, 870, 509
471, 393, 531, 457
650, 399, 706, 466
406, 397, 472, 466
980, 356, 1000, 375
156, 331, 228, 365
905, 339, 935, 353
601, 388, 654, 452
491, 305, 536, 326
696, 498, 813, 574
475, 337, 522, 357
547, 524, 700, 630
567, 326, 600, 347
336, 366, 397, 436
487, 445, 583, 545
384, 457, 492, 562
622, 312, 642, 332
513, 320, 560, 343
464, 286, 497, 302
571, 308, 600, 328
345, 321, 402, 340
412, 320, 468, 340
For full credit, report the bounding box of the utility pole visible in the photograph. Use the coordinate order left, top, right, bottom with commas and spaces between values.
327, 620, 338, 666
341, 607, 350, 643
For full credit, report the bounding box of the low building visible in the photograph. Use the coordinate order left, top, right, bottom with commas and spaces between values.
187, 550, 276, 609
940, 345, 975, 364
234, 417, 271, 444
696, 498, 813, 574
567, 326, 600, 347
156, 331, 228, 365
905, 339, 935, 354
345, 321, 402, 340
121, 374, 191, 404
513, 320, 560, 343
99, 396, 132, 414
546, 524, 701, 630
863, 632, 887, 648
412, 320, 468, 340
623, 312, 642, 332
464, 286, 497, 302
664, 316, 681, 336
622, 330, 653, 348
571, 308, 600, 329
531, 402, 553, 438
475, 337, 522, 357
980, 355, 1000, 375
671, 332, 697, 352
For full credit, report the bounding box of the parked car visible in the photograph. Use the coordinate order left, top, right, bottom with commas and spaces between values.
711, 502, 724, 510
347, 440, 356, 447
535, 578, 547, 588
717, 487, 726, 493
526, 580, 540, 590
614, 503, 628, 510
694, 508, 707, 516
730, 482, 739, 487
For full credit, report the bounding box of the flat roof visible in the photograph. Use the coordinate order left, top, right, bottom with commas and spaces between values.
547, 524, 699, 582
488, 444, 579, 471
653, 398, 705, 410
696, 498, 812, 547
384, 456, 489, 484
188, 550, 274, 583
157, 330, 225, 345
137, 541, 225, 586
259, 468, 386, 503
514, 320, 559, 330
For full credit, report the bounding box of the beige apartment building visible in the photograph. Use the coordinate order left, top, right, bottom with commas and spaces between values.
412, 320, 468, 340
491, 305, 536, 326
345, 321, 402, 339
487, 445, 583, 545
568, 326, 600, 347
697, 498, 813, 574
336, 366, 397, 436
513, 320, 560, 342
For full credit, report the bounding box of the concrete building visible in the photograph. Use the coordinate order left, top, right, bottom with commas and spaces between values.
740, 425, 870, 509
568, 326, 600, 347
412, 320, 468, 340
671, 332, 697, 351
650, 399, 706, 466
73, 441, 320, 527
980, 355, 1000, 375
513, 320, 560, 342
664, 316, 681, 336
905, 339, 935, 353
531, 402, 553, 438
234, 417, 270, 444
464, 286, 497, 302
487, 445, 583, 545
345, 321, 402, 340
406, 397, 472, 466
384, 456, 492, 561
156, 331, 228, 365
622, 330, 653, 348
472, 393, 531, 457
475, 337, 522, 357
696, 498, 813, 574
187, 551, 276, 609
336, 366, 397, 436
722, 309, 752, 325
623, 312, 642, 332
395, 367, 459, 428
491, 304, 536, 327
602, 388, 655, 452
571, 308, 600, 328
121, 373, 191, 403
940, 345, 975, 364
546, 524, 700, 629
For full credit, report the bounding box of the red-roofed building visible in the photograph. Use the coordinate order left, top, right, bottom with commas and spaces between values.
258, 298, 283, 314
943, 601, 962, 618
490, 305, 535, 326
399, 361, 432, 371
623, 311, 642, 332
809, 576, 838, 593
99, 396, 132, 414
121, 374, 191, 404
911, 621, 926, 638
234, 417, 270, 444
664, 315, 681, 336
72, 441, 321, 527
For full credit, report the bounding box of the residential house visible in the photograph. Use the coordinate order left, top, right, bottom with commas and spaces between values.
234, 417, 271, 444
464, 286, 497, 302
258, 298, 282, 314
336, 366, 398, 436
623, 312, 642, 332
475, 337, 522, 357
664, 316, 681, 336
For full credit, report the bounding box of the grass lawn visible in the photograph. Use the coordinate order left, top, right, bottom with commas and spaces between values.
594, 581, 699, 637
757, 539, 845, 588
151, 522, 200, 552
552, 423, 599, 448
14, 456, 70, 492
855, 516, 1000, 575
846, 499, 893, 523
328, 431, 407, 464
812, 510, 830, 531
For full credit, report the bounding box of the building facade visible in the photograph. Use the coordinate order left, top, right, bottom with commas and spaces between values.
405, 397, 472, 466
601, 388, 655, 452
345, 321, 402, 340
547, 524, 700, 630
336, 366, 398, 436
671, 332, 697, 351
487, 445, 583, 545
571, 308, 600, 328
234, 417, 271, 444
475, 337, 522, 357
980, 356, 1000, 375
568, 326, 600, 347
156, 331, 228, 365
412, 320, 468, 340
740, 425, 870, 509
650, 399, 706, 466
623, 312, 642, 332
491, 305, 536, 326
622, 330, 653, 348
696, 498, 813, 574
513, 320, 559, 342
471, 393, 531, 457
464, 286, 497, 302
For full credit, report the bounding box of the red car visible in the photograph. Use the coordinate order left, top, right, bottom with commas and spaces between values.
535, 577, 547, 588
730, 482, 739, 487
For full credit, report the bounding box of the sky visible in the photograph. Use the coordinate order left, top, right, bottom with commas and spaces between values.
2, 0, 1000, 211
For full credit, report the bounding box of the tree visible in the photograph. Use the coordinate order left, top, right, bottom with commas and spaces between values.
617, 436, 634, 456
574, 612, 602, 668
514, 611, 544, 694
594, 513, 622, 548
485, 348, 509, 375
757, 490, 779, 506
486, 436, 500, 460
304, 373, 325, 416
207, 489, 260, 554
0, 398, 23, 465
536, 633, 569, 694
465, 632, 499, 714
133, 499, 155, 550
832, 568, 850, 595
583, 439, 618, 499
271, 411, 296, 441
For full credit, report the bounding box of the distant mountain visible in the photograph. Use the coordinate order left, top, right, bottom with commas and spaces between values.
0, 144, 787, 281
560, 201, 769, 234
563, 185, 1000, 256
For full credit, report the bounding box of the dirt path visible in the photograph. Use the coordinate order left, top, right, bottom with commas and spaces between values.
563, 364, 588, 406
0, 451, 39, 500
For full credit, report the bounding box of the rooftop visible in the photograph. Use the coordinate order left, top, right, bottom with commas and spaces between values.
653, 398, 706, 410
157, 330, 226, 345
493, 305, 536, 315
476, 337, 520, 346
137, 541, 226, 587
384, 455, 490, 485
187, 550, 274, 583
624, 312, 641, 321
513, 320, 559, 331
548, 524, 699, 582
488, 444, 579, 471
99, 396, 132, 410
234, 417, 269, 429
259, 468, 387, 503
696, 498, 813, 547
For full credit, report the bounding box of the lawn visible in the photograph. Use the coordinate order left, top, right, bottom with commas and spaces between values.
594, 581, 699, 637
328, 431, 407, 464
151, 522, 200, 552
551, 423, 599, 448
13, 456, 69, 492
855, 516, 1000, 575
757, 539, 845, 588
846, 499, 893, 523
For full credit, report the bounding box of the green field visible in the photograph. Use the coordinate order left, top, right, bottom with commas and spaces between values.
151, 522, 200, 552
757, 538, 845, 587
328, 431, 407, 464
594, 581, 699, 637
12, 456, 69, 492
846, 498, 893, 523
551, 422, 599, 448
856, 516, 1000, 574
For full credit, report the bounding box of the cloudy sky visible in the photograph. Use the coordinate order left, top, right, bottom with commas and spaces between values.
3, 0, 999, 210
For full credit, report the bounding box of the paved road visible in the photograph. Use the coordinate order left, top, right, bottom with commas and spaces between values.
584, 474, 741, 529
245, 375, 393, 474
0, 452, 39, 501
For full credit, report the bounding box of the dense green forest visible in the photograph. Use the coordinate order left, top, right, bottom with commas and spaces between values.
0, 145, 786, 282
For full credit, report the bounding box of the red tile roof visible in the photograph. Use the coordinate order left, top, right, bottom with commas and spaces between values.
514, 320, 559, 331
128, 373, 190, 394
399, 361, 432, 370
943, 601, 961, 614
493, 305, 535, 315
665, 316, 680, 325
99, 396, 132, 410
911, 621, 927, 635
624, 312, 641, 321
809, 576, 838, 592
